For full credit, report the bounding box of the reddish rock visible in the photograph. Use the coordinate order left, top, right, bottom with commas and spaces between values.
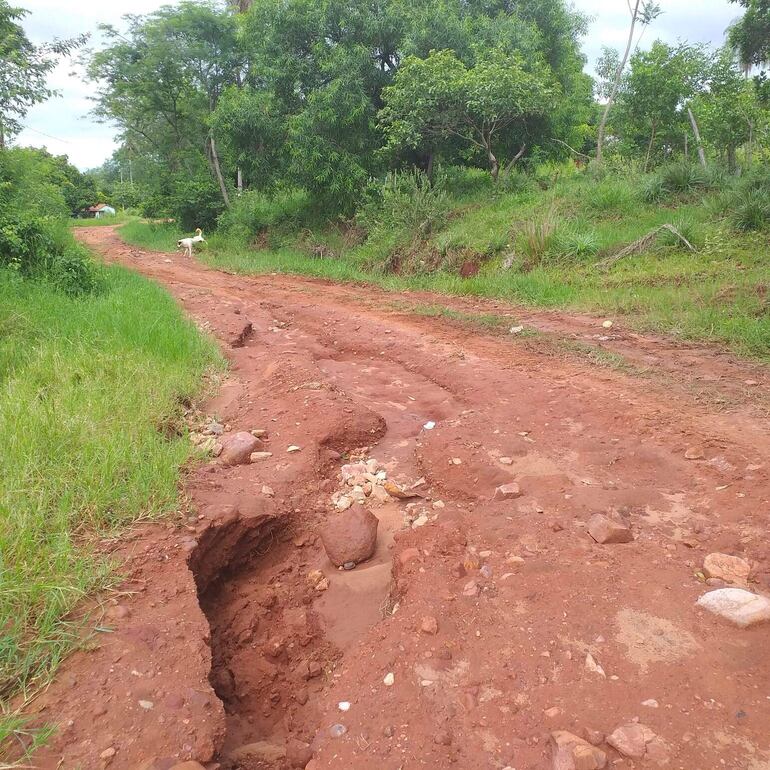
703, 552, 751, 585
587, 513, 633, 544
493, 482, 523, 501
320, 504, 378, 567
550, 730, 607, 770
219, 431, 262, 466
606, 723, 658, 760
582, 728, 605, 746
420, 616, 439, 635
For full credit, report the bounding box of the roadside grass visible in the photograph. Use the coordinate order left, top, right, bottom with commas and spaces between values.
70, 212, 133, 228
118, 174, 770, 362
0, 264, 222, 755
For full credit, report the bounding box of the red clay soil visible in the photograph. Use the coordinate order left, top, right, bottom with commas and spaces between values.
16, 226, 770, 770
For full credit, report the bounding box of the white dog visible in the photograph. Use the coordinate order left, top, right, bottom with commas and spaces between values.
177, 228, 205, 257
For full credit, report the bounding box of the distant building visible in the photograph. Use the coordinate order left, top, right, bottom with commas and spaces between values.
82, 203, 116, 218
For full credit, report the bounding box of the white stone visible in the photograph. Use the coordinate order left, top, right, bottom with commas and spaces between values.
383, 672, 395, 686
696, 588, 770, 628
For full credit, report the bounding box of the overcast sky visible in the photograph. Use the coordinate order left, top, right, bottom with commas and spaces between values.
15, 0, 743, 170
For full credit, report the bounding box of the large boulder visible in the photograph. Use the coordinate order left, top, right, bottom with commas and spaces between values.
219, 431, 262, 466
320, 503, 378, 567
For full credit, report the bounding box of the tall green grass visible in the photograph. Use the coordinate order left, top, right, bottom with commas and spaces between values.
0, 264, 221, 748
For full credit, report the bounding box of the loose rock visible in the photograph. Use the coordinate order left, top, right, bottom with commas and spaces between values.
493, 482, 523, 501
220, 432, 262, 466
684, 446, 706, 460
702, 552, 751, 585
550, 730, 607, 770
320, 504, 378, 567
696, 588, 770, 628
606, 723, 663, 761
587, 512, 633, 544
421, 616, 439, 635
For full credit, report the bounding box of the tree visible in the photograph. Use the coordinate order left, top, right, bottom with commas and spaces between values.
728, 0, 770, 69
0, 0, 85, 148
380, 49, 556, 181
615, 41, 710, 171
694, 48, 767, 169
87, 2, 240, 210
594, 0, 661, 167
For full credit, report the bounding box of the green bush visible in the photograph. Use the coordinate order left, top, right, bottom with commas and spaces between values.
729, 189, 770, 231
356, 169, 449, 238
586, 178, 635, 213
440, 165, 493, 198
0, 147, 103, 295
642, 162, 714, 202
550, 224, 600, 260
657, 216, 704, 249
0, 214, 102, 296
218, 187, 311, 240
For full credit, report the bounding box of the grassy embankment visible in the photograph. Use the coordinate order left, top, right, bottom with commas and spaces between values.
0, 262, 221, 757
120, 168, 770, 361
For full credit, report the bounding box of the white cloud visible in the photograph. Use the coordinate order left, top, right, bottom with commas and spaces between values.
12, 0, 744, 170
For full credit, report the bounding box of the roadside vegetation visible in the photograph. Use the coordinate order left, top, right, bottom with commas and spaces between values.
84, 0, 769, 360
121, 165, 770, 360
0, 6, 222, 755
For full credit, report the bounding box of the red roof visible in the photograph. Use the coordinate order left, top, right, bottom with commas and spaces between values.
86, 204, 109, 212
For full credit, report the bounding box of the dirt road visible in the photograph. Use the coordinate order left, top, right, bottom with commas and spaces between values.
24, 227, 770, 770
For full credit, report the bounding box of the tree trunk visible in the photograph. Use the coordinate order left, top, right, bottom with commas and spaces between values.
0, 121, 5, 150
237, 167, 243, 194
482, 133, 499, 182
209, 133, 231, 208
687, 106, 707, 169
727, 144, 737, 174
426, 150, 434, 180
489, 150, 499, 182
596, 0, 642, 167
684, 131, 688, 159
747, 121, 753, 168
503, 145, 527, 177
643, 121, 657, 173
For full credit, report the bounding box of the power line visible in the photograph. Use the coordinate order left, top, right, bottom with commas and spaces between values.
19, 124, 71, 144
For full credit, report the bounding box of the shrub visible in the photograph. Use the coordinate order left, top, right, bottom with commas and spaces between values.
440, 165, 493, 198
516, 210, 557, 265
498, 169, 535, 195
586, 178, 635, 213
657, 216, 704, 249
169, 177, 226, 232
356, 169, 449, 238
0, 214, 102, 295
642, 162, 714, 203
218, 187, 312, 240
550, 224, 600, 260
729, 189, 770, 231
